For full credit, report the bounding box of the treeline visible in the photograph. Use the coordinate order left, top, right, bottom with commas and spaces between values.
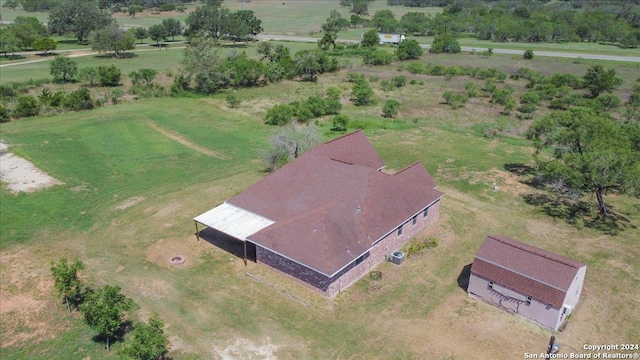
2, 0, 207, 12
382, 1, 640, 47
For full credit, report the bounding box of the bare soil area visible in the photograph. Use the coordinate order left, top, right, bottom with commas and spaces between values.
0, 141, 63, 193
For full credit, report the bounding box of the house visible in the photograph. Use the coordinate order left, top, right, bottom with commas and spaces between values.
194, 131, 444, 298
468, 235, 587, 331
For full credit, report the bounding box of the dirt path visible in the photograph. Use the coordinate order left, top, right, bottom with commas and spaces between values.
0, 141, 63, 193
146, 120, 227, 159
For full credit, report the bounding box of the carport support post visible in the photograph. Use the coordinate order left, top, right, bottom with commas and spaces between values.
243, 241, 247, 266
194, 221, 200, 241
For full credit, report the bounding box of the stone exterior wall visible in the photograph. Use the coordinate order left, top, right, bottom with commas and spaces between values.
255, 199, 441, 298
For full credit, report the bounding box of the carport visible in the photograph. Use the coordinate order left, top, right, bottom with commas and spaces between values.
193, 202, 274, 265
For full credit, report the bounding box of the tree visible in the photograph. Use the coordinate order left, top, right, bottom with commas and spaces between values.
181, 38, 229, 93
583, 65, 623, 98
430, 33, 461, 53
351, 0, 370, 16
0, 28, 20, 57
63, 87, 95, 111
10, 16, 47, 50
221, 53, 266, 88
332, 114, 350, 131
361, 29, 380, 48
51, 258, 85, 313
372, 10, 399, 33
50, 55, 78, 82
351, 77, 375, 106
318, 10, 348, 50
528, 108, 640, 218
148, 24, 168, 45
90, 24, 136, 58
98, 65, 122, 86
32, 37, 57, 55
382, 99, 401, 118
185, 5, 228, 41
400, 12, 431, 36
262, 125, 320, 171
264, 104, 296, 126
128, 4, 144, 18
294, 50, 321, 82
129, 68, 157, 87
133, 27, 148, 44
234, 10, 263, 36
162, 18, 182, 41
81, 285, 132, 351
49, 0, 113, 44
395, 39, 423, 60
119, 313, 169, 360
78, 67, 99, 87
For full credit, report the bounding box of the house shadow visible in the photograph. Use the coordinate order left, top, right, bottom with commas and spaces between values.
197, 227, 256, 262
457, 263, 472, 292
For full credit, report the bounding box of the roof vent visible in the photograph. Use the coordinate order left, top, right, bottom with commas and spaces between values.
356, 205, 361, 211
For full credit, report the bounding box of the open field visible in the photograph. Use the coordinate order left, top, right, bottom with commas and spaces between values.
1, 43, 639, 360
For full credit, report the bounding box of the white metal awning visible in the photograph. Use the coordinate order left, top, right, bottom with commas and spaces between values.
193, 202, 274, 241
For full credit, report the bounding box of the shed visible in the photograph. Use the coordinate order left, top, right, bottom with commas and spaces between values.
468, 235, 587, 330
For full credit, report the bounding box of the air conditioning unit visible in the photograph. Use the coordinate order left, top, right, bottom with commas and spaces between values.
389, 251, 405, 265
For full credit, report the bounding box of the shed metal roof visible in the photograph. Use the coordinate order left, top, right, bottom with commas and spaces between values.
194, 202, 274, 241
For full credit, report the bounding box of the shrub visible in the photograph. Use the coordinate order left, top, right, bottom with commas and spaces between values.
380, 80, 394, 91
368, 75, 379, 82
158, 3, 176, 11
0, 106, 10, 122
429, 64, 446, 76
98, 65, 122, 86
392, 75, 407, 88
595, 94, 621, 110
442, 91, 468, 109
520, 91, 541, 106
63, 88, 94, 111
14, 95, 40, 118
226, 94, 241, 108
490, 88, 513, 105
265, 104, 295, 125
129, 68, 157, 87
382, 99, 401, 118
430, 34, 460, 53
78, 67, 99, 87
177, 6, 186, 12
351, 78, 375, 106
346, 72, 365, 83
395, 39, 423, 60
406, 62, 427, 74
363, 49, 394, 66
523, 49, 534, 59
405, 236, 438, 257
549, 73, 583, 89
369, 271, 382, 280
332, 114, 350, 131
464, 82, 478, 98
518, 103, 537, 114
484, 79, 497, 95
0, 85, 17, 99
326, 86, 341, 99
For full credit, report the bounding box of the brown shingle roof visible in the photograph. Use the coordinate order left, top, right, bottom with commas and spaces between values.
228, 131, 444, 276
471, 235, 586, 308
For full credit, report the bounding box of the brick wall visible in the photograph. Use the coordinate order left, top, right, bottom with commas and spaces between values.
256, 199, 441, 298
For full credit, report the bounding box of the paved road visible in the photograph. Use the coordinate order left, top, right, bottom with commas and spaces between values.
256, 34, 640, 63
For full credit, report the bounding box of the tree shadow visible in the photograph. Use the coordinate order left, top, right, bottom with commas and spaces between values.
457, 263, 472, 292
522, 193, 633, 235
220, 43, 250, 48
0, 54, 26, 61
35, 52, 58, 57
95, 52, 136, 59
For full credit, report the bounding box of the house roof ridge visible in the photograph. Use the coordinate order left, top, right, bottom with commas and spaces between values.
392, 161, 424, 175
487, 235, 585, 269
321, 130, 364, 145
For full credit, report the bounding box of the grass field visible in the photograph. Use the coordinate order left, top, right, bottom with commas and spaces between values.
2, 48, 639, 359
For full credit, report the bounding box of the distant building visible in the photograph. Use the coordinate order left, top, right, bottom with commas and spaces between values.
194, 131, 444, 298
468, 235, 587, 331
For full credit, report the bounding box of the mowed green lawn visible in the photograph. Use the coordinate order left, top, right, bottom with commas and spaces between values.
1, 75, 639, 359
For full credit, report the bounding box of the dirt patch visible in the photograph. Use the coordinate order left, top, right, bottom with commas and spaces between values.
146, 120, 227, 159
0, 141, 64, 193
113, 196, 145, 210
217, 338, 279, 360
150, 200, 183, 219
146, 237, 203, 269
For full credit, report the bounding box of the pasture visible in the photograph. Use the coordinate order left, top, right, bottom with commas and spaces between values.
2, 47, 640, 359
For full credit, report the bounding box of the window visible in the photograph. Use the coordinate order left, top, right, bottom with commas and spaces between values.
397, 226, 403, 237
355, 254, 365, 266
526, 296, 532, 306
412, 215, 417, 226
423, 207, 429, 218
488, 281, 494, 290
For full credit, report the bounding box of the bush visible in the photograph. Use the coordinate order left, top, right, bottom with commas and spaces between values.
98, 65, 122, 86
14, 95, 40, 118
520, 91, 541, 106
78, 67, 99, 87
226, 94, 241, 108
406, 62, 427, 74
158, 3, 176, 11
523, 49, 534, 59
177, 6, 186, 12
595, 94, 621, 110
265, 104, 295, 125
465, 82, 478, 98
0, 85, 17, 99
549, 73, 583, 89
395, 39, 423, 60
382, 99, 401, 118
518, 103, 537, 114
0, 106, 10, 122
430, 34, 460, 53
405, 236, 438, 257
63, 88, 94, 111
129, 68, 157, 87
332, 114, 350, 131
392, 75, 407, 88
326, 86, 341, 99
351, 78, 375, 106
363, 49, 394, 66
490, 88, 513, 105
346, 72, 365, 83
380, 80, 394, 91
442, 91, 468, 109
